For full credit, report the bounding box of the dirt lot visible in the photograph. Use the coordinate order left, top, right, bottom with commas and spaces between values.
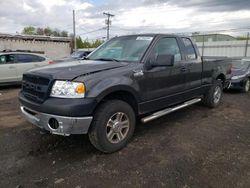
0, 86, 250, 188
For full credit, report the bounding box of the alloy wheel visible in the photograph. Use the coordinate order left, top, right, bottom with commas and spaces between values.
214, 86, 222, 104
106, 112, 130, 144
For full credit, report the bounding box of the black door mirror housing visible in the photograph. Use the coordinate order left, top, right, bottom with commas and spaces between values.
154, 54, 174, 67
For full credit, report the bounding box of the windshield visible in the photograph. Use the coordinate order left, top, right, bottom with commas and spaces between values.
87, 36, 154, 62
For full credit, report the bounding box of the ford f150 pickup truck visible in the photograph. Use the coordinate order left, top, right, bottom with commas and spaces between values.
19, 34, 232, 153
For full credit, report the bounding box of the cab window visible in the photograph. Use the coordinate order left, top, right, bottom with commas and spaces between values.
182, 38, 197, 60
151, 37, 182, 63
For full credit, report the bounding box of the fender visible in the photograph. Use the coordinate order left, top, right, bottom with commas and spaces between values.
86, 76, 141, 103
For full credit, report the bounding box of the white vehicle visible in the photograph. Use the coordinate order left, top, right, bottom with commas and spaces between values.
0, 51, 53, 85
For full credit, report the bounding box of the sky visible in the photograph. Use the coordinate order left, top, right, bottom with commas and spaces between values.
0, 0, 250, 40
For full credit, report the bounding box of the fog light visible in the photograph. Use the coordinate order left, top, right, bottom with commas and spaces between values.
48, 118, 59, 130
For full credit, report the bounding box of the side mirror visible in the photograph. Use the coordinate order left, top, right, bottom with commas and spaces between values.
154, 54, 174, 67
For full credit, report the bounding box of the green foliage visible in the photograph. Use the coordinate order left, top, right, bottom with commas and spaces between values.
22, 26, 104, 49
191, 32, 200, 36
44, 27, 53, 36
61, 31, 68, 37
236, 36, 250, 40
22, 26, 36, 35
76, 36, 104, 49
76, 36, 84, 48
36, 27, 44, 35
22, 26, 68, 37
92, 39, 103, 48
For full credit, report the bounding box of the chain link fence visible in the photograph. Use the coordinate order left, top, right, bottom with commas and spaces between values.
190, 30, 250, 58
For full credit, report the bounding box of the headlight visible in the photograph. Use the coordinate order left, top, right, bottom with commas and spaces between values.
50, 80, 85, 98
231, 75, 246, 80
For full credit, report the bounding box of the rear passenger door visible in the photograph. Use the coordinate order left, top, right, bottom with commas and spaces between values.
181, 38, 202, 92
14, 54, 46, 81
0, 54, 18, 83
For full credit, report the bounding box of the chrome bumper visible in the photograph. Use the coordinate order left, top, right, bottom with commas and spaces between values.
20, 106, 93, 136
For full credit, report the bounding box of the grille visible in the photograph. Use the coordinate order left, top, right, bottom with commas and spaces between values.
22, 74, 51, 103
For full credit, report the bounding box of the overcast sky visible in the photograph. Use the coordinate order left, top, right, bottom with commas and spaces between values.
1, 0, 250, 40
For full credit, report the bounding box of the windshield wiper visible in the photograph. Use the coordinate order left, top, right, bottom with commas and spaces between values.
92, 58, 121, 62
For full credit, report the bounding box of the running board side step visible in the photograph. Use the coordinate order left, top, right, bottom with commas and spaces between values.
141, 98, 202, 123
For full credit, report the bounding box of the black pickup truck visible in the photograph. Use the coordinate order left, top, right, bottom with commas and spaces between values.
19, 34, 232, 153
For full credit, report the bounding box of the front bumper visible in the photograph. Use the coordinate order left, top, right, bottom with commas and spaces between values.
229, 78, 247, 90
21, 106, 93, 135
18, 92, 97, 117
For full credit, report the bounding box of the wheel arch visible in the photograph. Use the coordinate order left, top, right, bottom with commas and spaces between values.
215, 73, 226, 86
94, 86, 140, 115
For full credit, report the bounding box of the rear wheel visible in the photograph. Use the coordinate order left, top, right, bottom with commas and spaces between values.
242, 78, 250, 93
88, 100, 136, 153
203, 80, 223, 108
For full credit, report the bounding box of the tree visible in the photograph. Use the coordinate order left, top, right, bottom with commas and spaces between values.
74, 37, 104, 49
22, 26, 36, 35
52, 29, 61, 37
44, 27, 53, 36
61, 30, 68, 37
192, 32, 200, 36
92, 39, 104, 48
82, 39, 91, 48
22, 26, 70, 37
36, 27, 44, 35
76, 36, 84, 48
236, 35, 250, 40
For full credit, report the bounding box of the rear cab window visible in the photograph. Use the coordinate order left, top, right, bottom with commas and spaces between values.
181, 38, 197, 60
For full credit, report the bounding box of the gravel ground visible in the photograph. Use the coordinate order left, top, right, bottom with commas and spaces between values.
0, 86, 250, 188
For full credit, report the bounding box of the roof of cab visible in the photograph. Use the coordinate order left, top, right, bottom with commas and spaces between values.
113, 33, 188, 38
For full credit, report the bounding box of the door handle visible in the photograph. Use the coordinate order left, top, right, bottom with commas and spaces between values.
180, 66, 187, 72
8, 66, 15, 69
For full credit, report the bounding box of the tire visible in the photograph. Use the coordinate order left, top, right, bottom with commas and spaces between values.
203, 80, 223, 108
88, 100, 136, 153
242, 78, 250, 93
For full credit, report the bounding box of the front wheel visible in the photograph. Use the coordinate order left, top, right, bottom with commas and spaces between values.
203, 80, 223, 108
88, 100, 136, 153
242, 78, 250, 93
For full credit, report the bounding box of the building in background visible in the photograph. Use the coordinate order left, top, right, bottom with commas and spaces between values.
192, 34, 236, 42
0, 33, 72, 59
191, 33, 249, 57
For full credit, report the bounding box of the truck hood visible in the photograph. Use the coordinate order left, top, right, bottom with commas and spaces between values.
27, 60, 129, 80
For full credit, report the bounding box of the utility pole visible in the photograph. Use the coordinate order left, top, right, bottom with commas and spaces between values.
103, 12, 115, 40
245, 32, 249, 57
73, 10, 76, 50
202, 34, 205, 56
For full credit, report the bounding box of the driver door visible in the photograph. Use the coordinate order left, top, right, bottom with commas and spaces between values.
140, 37, 188, 113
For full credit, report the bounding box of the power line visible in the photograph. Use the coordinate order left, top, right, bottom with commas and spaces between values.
78, 27, 106, 35
77, 26, 90, 32
103, 12, 115, 40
